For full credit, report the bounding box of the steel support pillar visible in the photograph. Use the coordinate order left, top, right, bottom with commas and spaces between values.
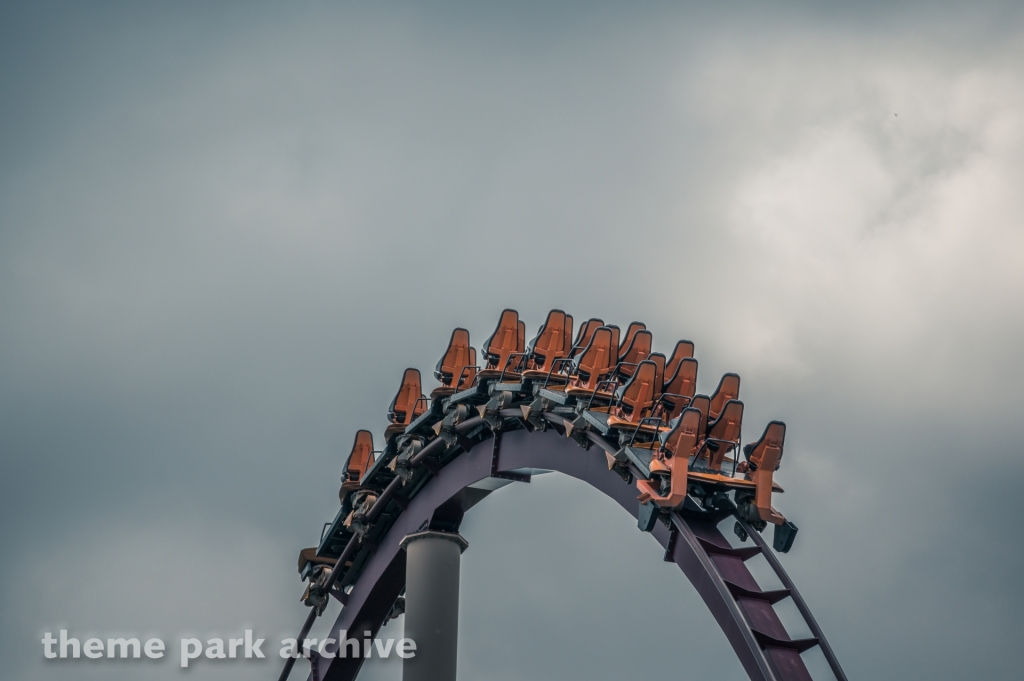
400, 530, 468, 681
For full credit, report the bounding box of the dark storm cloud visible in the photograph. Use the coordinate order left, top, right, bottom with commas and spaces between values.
2, 2, 1023, 680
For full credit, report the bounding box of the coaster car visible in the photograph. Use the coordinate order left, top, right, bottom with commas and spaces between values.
344, 489, 378, 535
605, 325, 621, 364
433, 328, 477, 397
296, 547, 337, 612
685, 394, 711, 443
339, 430, 375, 501
741, 421, 788, 525
615, 327, 652, 381
565, 326, 616, 396
618, 322, 647, 360
297, 547, 336, 578
523, 309, 573, 381
386, 369, 426, 439
709, 372, 740, 421
645, 352, 666, 404
479, 309, 527, 380
636, 407, 703, 508
658, 356, 698, 420
607, 359, 659, 428
568, 318, 604, 359
664, 339, 695, 383
702, 399, 744, 471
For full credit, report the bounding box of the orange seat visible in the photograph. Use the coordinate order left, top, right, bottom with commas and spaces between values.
525, 309, 573, 374
340, 430, 375, 498
661, 357, 698, 420
709, 373, 740, 421
743, 421, 787, 524
569, 318, 604, 359
606, 325, 621, 365
388, 368, 426, 426
433, 328, 477, 393
665, 340, 695, 384
648, 352, 666, 402
686, 394, 711, 444
563, 315, 573, 358
610, 359, 658, 424
616, 328, 652, 380
567, 326, 615, 392
618, 322, 647, 361
705, 399, 743, 470
637, 407, 702, 508
481, 309, 526, 376
658, 406, 702, 459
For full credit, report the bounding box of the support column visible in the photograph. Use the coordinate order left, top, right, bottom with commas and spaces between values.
400, 530, 468, 681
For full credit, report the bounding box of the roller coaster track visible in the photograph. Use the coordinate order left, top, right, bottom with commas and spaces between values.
280, 405, 847, 681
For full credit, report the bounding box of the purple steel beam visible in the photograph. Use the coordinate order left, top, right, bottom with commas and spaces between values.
297, 415, 829, 681
739, 519, 848, 681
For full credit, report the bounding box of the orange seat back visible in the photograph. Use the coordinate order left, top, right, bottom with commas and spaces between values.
660, 407, 701, 459
709, 399, 743, 443
707, 400, 744, 469
617, 329, 652, 378
709, 373, 740, 420
746, 421, 786, 471
572, 327, 614, 389
606, 325, 621, 363
569, 318, 604, 358
648, 352, 666, 401
388, 368, 426, 425
483, 309, 525, 372
662, 357, 698, 419
687, 394, 711, 438
618, 322, 647, 361
614, 359, 658, 422
528, 309, 572, 371
434, 328, 475, 389
665, 340, 695, 384
344, 430, 375, 483
563, 315, 574, 358
744, 421, 787, 524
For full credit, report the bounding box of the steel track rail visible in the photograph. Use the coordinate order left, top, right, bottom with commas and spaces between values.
738, 519, 848, 681
279, 410, 842, 681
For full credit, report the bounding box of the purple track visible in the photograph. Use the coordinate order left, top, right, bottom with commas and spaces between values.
293, 411, 845, 681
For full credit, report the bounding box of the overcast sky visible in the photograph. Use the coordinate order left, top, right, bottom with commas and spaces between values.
2, 2, 1023, 680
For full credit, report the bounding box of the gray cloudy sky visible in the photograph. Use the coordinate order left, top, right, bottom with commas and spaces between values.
2, 2, 1023, 680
